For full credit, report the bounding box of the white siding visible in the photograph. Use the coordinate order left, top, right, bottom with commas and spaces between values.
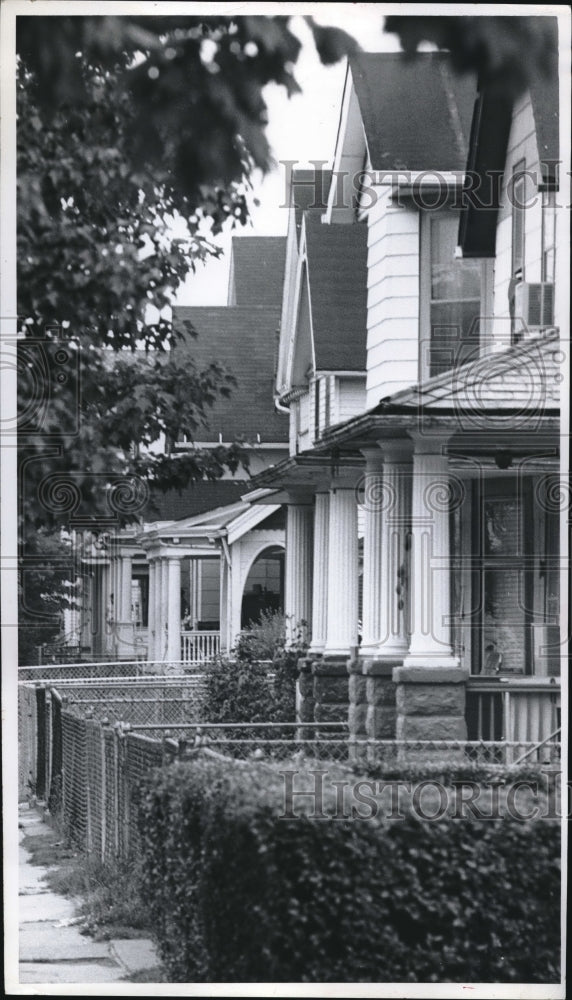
297, 390, 312, 453
492, 94, 544, 350
365, 188, 420, 408
337, 377, 366, 424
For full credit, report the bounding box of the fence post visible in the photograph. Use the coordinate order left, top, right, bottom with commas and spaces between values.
35, 685, 46, 801
122, 724, 131, 858
45, 688, 52, 806
100, 717, 110, 862
84, 709, 93, 854
113, 723, 121, 858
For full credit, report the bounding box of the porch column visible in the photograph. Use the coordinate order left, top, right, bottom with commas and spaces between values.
159, 558, 169, 662
148, 559, 156, 662
166, 557, 182, 666
314, 483, 358, 725
119, 555, 132, 624
153, 557, 163, 663
323, 484, 358, 657
309, 492, 329, 654
297, 493, 329, 727
395, 432, 468, 743
284, 501, 313, 646
359, 449, 384, 653
190, 558, 202, 628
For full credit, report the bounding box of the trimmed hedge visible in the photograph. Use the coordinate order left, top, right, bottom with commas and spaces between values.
137, 757, 561, 983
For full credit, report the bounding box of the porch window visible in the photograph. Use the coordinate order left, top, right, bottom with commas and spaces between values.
420, 212, 483, 378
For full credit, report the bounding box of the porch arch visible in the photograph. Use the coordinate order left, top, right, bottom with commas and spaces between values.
240, 543, 285, 629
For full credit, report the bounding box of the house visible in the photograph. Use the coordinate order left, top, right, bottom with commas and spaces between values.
246, 45, 564, 746
77, 235, 290, 667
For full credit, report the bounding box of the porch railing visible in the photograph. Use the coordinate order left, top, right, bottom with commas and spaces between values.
466, 676, 561, 745
181, 630, 220, 666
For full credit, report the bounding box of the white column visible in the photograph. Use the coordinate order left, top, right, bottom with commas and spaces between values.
359, 449, 384, 653
119, 555, 132, 624
376, 441, 412, 658
190, 558, 202, 627
153, 557, 163, 663
404, 433, 459, 667
324, 485, 359, 657
159, 558, 169, 662
309, 493, 329, 654
284, 503, 313, 645
166, 557, 182, 665
148, 559, 156, 661
100, 563, 111, 655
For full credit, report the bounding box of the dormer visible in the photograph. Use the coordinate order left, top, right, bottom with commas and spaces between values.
277, 211, 368, 456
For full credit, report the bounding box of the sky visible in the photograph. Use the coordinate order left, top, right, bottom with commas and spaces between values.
176, 8, 401, 305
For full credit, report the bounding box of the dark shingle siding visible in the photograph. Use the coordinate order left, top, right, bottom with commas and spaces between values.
173, 306, 288, 442
230, 236, 287, 307
350, 52, 477, 172
304, 215, 368, 371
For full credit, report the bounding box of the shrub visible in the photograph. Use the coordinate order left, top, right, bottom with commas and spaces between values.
138, 757, 561, 984
200, 612, 306, 731
233, 609, 286, 663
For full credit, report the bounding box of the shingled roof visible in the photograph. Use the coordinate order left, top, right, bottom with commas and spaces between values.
228, 236, 286, 307
173, 305, 287, 442
374, 330, 560, 414
304, 213, 368, 371
143, 480, 246, 522
350, 52, 477, 172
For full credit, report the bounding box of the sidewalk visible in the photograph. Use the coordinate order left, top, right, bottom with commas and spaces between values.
18, 803, 161, 985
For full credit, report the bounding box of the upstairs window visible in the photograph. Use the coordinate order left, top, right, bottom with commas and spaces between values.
541, 189, 556, 284
313, 377, 321, 441
420, 212, 482, 378
511, 160, 526, 279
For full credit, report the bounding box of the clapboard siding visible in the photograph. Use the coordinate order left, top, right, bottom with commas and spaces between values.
492, 94, 544, 350
366, 190, 420, 407
338, 377, 367, 423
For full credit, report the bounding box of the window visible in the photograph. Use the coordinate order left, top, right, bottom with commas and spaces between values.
421, 213, 482, 378
313, 377, 321, 441
541, 189, 556, 283
511, 161, 527, 279
474, 478, 533, 676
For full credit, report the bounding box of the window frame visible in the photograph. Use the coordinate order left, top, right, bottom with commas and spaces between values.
419, 210, 488, 381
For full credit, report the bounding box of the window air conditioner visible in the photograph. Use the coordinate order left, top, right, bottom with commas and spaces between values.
513, 282, 555, 334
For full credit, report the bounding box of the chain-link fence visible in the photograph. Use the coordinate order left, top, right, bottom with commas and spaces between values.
20, 673, 562, 863
19, 659, 212, 682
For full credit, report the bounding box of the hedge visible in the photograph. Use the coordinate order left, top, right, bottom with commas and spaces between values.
137, 757, 561, 984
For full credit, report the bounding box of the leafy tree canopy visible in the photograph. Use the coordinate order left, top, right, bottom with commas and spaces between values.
17, 14, 359, 534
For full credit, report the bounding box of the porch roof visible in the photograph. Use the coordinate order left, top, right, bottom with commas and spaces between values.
317, 331, 560, 448
138, 495, 282, 546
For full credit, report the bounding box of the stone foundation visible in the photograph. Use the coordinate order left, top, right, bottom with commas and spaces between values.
392, 664, 469, 746
363, 659, 398, 740
312, 657, 350, 727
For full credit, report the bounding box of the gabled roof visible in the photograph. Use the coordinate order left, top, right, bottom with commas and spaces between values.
173, 306, 288, 442
349, 52, 477, 172
303, 214, 368, 371
227, 236, 286, 307
140, 497, 283, 545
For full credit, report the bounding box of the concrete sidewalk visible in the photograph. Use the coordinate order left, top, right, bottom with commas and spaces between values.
18, 803, 161, 985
